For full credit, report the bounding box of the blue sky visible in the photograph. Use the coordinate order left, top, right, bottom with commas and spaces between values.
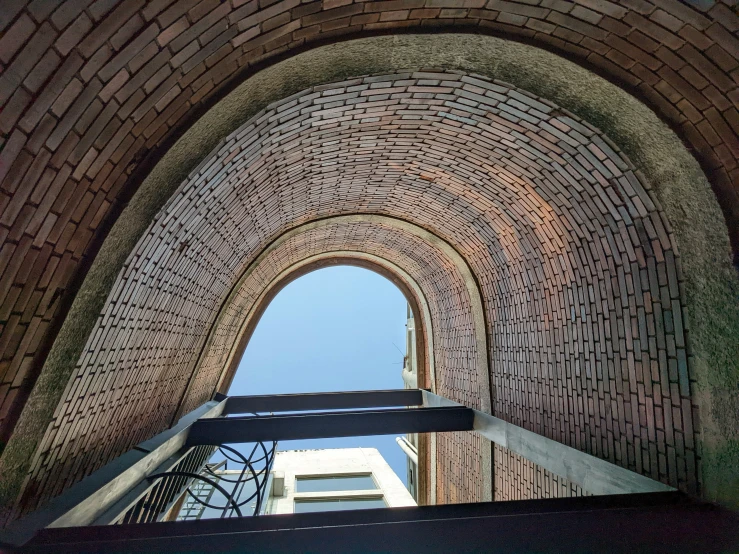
228, 265, 410, 483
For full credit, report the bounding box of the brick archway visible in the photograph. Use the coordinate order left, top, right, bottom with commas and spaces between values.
180, 214, 494, 507
5, 66, 734, 521
188, 214, 492, 410
2, 5, 739, 457
185, 215, 496, 506
1, 8, 738, 519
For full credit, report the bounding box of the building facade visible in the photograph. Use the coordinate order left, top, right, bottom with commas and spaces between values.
166, 447, 415, 521
266, 448, 416, 515
398, 304, 420, 502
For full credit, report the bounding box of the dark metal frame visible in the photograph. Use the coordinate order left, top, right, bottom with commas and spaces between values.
187, 406, 474, 445
3, 389, 737, 552
24, 492, 739, 553
218, 389, 423, 414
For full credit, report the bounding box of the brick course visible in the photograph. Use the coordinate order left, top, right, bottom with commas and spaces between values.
177, 219, 486, 503
0, 0, 735, 519
5, 72, 697, 517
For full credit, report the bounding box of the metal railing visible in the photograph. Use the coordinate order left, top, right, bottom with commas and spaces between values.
114, 445, 215, 524
173, 442, 276, 520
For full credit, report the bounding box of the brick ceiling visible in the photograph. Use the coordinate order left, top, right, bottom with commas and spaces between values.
0, 0, 737, 521
10, 71, 698, 517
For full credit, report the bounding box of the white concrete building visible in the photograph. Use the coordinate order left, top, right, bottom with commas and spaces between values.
399, 304, 420, 501
266, 448, 416, 515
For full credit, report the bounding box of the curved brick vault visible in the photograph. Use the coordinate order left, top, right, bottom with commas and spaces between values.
185, 215, 493, 506
186, 214, 491, 415
1, 68, 717, 519
0, 0, 738, 520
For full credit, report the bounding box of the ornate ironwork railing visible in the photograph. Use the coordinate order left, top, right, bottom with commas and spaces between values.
115, 445, 215, 525
174, 441, 277, 520
113, 438, 276, 524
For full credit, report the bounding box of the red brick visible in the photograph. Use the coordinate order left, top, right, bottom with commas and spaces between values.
704, 44, 739, 73
50, 78, 84, 119
0, 13, 37, 64
678, 43, 736, 92
654, 0, 711, 30
623, 12, 684, 50
0, 130, 27, 187
649, 9, 684, 33
23, 50, 62, 94
50, 0, 88, 31
704, 107, 739, 157
0, 22, 57, 107
98, 23, 160, 82
0, 0, 731, 523
54, 12, 93, 56
0, 88, 32, 135
379, 10, 411, 22
577, 0, 626, 19
110, 15, 146, 51
0, 0, 26, 32
78, 0, 146, 58
678, 24, 712, 50
550, 11, 610, 40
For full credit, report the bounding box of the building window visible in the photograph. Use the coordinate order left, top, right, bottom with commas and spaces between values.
295, 474, 377, 493
294, 497, 386, 513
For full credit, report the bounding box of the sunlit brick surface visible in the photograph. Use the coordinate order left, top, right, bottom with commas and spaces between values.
0, 1, 738, 457
177, 219, 487, 505
181, 220, 482, 418
494, 444, 588, 501
9, 72, 697, 516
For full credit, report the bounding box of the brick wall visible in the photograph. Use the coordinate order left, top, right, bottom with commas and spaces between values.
178, 219, 487, 504
0, 1, 738, 458
4, 71, 698, 518
494, 445, 588, 501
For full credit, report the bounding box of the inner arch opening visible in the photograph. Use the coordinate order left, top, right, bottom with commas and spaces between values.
231, 265, 409, 397
225, 264, 414, 488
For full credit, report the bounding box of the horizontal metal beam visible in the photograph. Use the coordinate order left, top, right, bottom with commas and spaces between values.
25, 493, 739, 553
186, 407, 474, 445
422, 391, 673, 496
222, 389, 423, 415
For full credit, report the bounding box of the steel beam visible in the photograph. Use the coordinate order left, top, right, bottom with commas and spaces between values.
186, 407, 474, 445
0, 400, 226, 546
221, 389, 423, 415
24, 493, 739, 553
422, 391, 673, 495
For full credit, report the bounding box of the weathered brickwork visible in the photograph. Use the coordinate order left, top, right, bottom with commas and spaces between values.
180, 221, 480, 417
0, 1, 738, 461
177, 220, 487, 504
437, 432, 488, 504
494, 444, 588, 501
6, 72, 696, 517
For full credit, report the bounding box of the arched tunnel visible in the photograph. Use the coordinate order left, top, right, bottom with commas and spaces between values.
0, 1, 738, 527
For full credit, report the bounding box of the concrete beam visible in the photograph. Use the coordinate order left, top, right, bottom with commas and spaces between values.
422, 391, 673, 496
0, 400, 225, 546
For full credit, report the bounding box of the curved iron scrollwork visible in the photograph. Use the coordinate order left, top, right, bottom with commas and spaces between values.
147, 471, 244, 518
148, 439, 277, 520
